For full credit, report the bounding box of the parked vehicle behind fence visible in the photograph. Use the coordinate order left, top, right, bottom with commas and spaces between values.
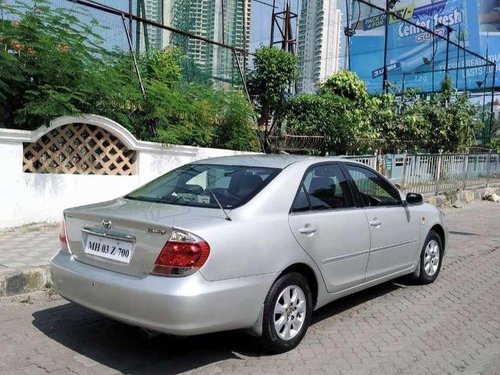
51, 155, 448, 353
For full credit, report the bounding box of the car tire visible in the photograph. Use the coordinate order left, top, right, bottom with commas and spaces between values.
417, 231, 443, 284
260, 272, 312, 353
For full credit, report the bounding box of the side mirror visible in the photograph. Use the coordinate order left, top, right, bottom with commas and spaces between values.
405, 192, 423, 205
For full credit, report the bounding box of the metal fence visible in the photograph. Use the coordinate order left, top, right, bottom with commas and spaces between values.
342, 153, 500, 195
399, 153, 500, 195
341, 155, 378, 170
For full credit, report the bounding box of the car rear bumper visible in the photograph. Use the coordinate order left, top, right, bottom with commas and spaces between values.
50, 251, 277, 336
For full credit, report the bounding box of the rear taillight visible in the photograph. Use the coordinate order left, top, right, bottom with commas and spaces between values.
59, 219, 71, 253
152, 230, 210, 277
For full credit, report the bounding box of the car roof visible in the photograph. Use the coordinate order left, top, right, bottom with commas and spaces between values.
191, 154, 347, 169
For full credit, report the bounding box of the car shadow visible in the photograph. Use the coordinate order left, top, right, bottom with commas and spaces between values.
311, 280, 403, 325
32, 280, 406, 374
32, 303, 257, 374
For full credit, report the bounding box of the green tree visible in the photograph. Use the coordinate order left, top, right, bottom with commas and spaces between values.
143, 47, 183, 87
0, 1, 258, 151
247, 46, 298, 127
373, 89, 432, 152
212, 91, 259, 151
319, 70, 369, 102
286, 71, 376, 155
374, 78, 480, 153
0, 0, 110, 129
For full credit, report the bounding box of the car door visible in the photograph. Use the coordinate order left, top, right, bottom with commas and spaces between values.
343, 163, 421, 281
288, 163, 371, 293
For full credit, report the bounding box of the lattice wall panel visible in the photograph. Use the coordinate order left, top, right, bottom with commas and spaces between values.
23, 123, 137, 175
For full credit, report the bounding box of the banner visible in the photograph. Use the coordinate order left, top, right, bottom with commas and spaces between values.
349, 0, 499, 93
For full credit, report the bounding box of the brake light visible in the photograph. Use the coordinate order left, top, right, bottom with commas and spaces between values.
59, 219, 71, 253
152, 230, 210, 276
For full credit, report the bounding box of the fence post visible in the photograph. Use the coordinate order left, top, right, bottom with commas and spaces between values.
401, 153, 408, 191
486, 150, 492, 187
462, 154, 469, 190
435, 153, 442, 195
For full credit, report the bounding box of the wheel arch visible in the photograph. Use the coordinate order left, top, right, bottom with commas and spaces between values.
430, 224, 446, 250
278, 263, 319, 309
246, 262, 319, 338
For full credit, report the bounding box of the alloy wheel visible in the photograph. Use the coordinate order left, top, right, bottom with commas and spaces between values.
423, 239, 440, 277
273, 285, 307, 340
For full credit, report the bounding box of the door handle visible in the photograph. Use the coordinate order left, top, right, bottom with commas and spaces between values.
369, 219, 382, 227
298, 226, 317, 235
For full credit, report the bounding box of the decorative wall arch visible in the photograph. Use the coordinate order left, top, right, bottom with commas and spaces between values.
23, 115, 138, 175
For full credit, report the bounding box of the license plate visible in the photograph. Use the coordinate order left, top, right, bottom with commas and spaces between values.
84, 234, 134, 264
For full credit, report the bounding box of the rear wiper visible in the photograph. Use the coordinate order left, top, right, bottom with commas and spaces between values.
206, 189, 232, 221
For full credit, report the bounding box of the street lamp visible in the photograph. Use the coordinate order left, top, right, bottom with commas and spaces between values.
436, 23, 454, 77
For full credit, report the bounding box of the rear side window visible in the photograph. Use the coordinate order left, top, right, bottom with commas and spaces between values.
291, 164, 354, 212
126, 164, 280, 209
345, 164, 401, 207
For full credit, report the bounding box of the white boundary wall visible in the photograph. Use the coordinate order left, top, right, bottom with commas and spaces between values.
0, 115, 256, 228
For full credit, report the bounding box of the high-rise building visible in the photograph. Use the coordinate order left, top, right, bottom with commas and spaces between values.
142, 0, 172, 51
143, 0, 251, 84
297, 0, 342, 93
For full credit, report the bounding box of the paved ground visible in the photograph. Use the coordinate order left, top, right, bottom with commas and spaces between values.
1, 201, 499, 375
0, 223, 58, 270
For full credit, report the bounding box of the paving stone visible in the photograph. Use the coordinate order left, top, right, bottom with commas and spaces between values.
0, 202, 499, 374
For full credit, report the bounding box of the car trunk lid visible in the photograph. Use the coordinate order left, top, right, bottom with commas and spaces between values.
64, 198, 224, 277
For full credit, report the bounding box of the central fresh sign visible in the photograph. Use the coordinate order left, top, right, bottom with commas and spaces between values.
349, 0, 499, 93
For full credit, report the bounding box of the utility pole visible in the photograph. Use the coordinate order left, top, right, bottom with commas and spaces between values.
383, 0, 399, 93
269, 0, 276, 47
455, 25, 460, 84
382, 0, 389, 93
488, 65, 496, 144
437, 23, 453, 77
128, 0, 133, 45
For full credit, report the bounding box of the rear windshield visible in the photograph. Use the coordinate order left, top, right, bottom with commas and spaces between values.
125, 164, 281, 209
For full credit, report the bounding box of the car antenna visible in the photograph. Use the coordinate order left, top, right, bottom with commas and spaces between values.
207, 188, 232, 221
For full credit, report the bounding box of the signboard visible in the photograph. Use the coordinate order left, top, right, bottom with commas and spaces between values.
349, 0, 500, 93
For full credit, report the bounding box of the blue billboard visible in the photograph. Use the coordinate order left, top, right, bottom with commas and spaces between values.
349, 0, 500, 93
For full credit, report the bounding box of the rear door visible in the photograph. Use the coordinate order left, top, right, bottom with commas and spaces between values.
343, 163, 421, 281
288, 163, 371, 293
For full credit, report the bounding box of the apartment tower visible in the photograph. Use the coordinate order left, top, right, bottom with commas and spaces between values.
297, 0, 342, 93
144, 0, 251, 84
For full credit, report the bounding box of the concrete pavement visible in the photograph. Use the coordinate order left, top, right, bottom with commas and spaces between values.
0, 223, 58, 296
0, 200, 499, 374
0, 223, 58, 269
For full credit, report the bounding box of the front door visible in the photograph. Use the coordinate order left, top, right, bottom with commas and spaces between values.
344, 164, 421, 281
288, 163, 371, 293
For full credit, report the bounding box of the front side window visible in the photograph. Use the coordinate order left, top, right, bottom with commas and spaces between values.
126, 164, 280, 209
291, 164, 354, 212
345, 164, 401, 207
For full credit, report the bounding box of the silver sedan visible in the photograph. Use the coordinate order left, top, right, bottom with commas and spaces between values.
51, 155, 447, 353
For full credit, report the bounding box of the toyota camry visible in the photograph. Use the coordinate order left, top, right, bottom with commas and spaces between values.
51, 155, 447, 353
